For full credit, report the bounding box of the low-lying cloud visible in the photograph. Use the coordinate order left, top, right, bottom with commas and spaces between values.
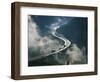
28, 16, 87, 65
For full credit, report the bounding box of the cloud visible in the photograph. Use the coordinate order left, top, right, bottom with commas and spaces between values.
65, 44, 87, 64
48, 18, 65, 29
28, 16, 41, 48
51, 43, 87, 65
28, 16, 65, 61
28, 16, 87, 65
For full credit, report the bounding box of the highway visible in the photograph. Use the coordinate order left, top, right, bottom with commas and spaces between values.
29, 26, 71, 61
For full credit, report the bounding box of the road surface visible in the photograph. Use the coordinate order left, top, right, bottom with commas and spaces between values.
29, 26, 71, 61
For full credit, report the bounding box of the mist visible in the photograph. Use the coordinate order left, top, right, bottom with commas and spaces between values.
28, 16, 87, 66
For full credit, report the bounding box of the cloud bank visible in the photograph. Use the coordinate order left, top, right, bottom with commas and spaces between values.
28, 16, 87, 65
28, 16, 64, 60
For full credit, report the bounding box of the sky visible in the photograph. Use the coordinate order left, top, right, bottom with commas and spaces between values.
28, 15, 88, 66
30, 15, 87, 48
